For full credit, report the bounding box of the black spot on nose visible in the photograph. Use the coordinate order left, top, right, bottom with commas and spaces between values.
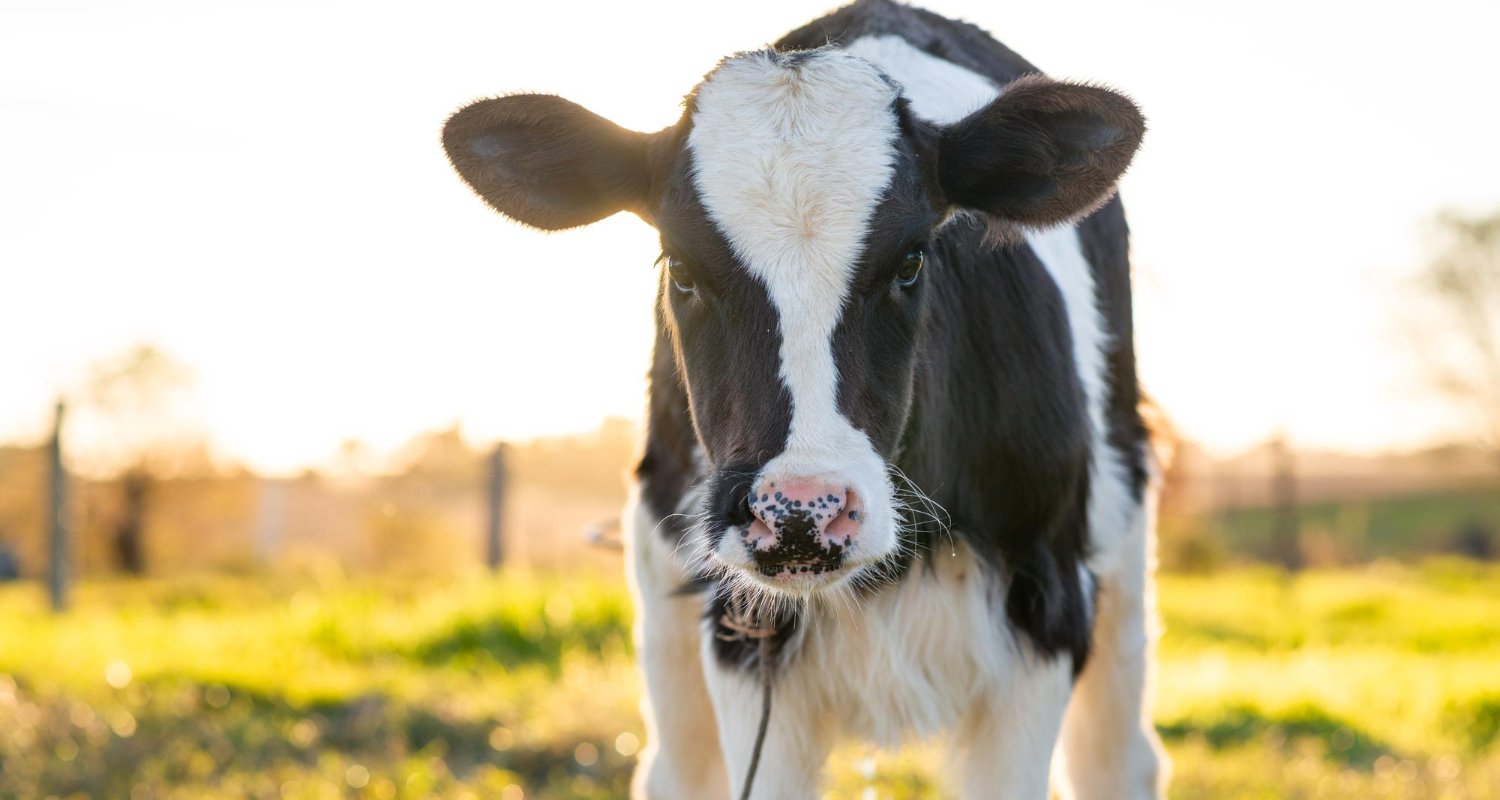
747, 510, 845, 577
779, 510, 816, 539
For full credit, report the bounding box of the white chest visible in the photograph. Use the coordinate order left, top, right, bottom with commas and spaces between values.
786, 548, 1019, 747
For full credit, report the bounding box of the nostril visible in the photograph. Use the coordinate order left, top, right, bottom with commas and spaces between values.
825, 488, 863, 541
747, 486, 782, 529
715, 475, 757, 528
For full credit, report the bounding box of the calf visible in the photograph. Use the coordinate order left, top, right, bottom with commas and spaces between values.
442, 1, 1166, 797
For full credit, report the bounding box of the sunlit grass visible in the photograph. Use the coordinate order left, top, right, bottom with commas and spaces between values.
1, 561, 1497, 798
1155, 560, 1500, 760
0, 571, 640, 799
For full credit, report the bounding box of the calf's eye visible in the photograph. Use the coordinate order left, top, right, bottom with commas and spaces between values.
894, 247, 926, 289
665, 256, 697, 293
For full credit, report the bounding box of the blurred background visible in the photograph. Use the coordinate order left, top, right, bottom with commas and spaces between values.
3, 1, 1498, 798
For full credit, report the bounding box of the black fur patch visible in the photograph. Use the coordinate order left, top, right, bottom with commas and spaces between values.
891, 214, 1096, 670
748, 510, 846, 576
635, 298, 700, 541
831, 103, 943, 457
653, 151, 794, 553
777, 0, 1038, 83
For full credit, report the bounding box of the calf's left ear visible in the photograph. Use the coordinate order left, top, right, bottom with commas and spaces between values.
939, 76, 1145, 228
443, 94, 656, 231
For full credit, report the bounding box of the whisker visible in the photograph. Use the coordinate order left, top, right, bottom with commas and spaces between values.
886, 464, 955, 558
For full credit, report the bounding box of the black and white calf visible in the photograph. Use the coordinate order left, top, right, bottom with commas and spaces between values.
443, 1, 1166, 797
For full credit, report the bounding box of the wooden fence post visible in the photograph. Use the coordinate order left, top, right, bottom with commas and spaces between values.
485, 443, 507, 571
1269, 432, 1302, 571
47, 400, 68, 612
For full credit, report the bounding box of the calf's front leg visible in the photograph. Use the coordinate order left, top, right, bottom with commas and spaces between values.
951, 652, 1074, 800
627, 495, 729, 800
701, 643, 834, 800
1053, 509, 1168, 800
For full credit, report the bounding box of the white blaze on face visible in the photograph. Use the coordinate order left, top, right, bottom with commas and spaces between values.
687, 50, 902, 571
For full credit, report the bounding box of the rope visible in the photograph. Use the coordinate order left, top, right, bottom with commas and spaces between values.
717, 606, 776, 800
740, 636, 773, 800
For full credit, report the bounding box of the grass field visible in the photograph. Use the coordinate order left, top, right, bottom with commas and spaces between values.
1211, 487, 1500, 563
2, 560, 1498, 799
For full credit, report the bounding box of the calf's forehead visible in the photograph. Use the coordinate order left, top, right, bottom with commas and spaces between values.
683, 49, 903, 289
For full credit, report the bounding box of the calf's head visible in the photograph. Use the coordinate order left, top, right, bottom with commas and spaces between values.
443, 48, 1142, 596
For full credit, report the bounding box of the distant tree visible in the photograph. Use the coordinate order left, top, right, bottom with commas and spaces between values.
1412, 210, 1500, 478
390, 424, 481, 499
79, 345, 197, 575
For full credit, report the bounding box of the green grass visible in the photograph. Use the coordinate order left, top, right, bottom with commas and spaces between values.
2, 561, 1498, 799
1217, 487, 1500, 560
1153, 560, 1500, 799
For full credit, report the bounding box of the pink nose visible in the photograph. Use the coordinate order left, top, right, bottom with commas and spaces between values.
744, 478, 862, 571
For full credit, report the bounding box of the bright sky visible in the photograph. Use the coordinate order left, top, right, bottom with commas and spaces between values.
4, 0, 1499, 474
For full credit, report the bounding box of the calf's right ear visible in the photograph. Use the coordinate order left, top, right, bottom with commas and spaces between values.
443, 95, 656, 231
939, 76, 1145, 229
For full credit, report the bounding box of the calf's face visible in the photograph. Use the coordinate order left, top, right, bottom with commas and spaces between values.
443, 49, 1142, 597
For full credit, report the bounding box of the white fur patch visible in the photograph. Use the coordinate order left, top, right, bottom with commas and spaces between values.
799, 547, 1010, 746
701, 548, 1073, 796
843, 35, 1000, 125
687, 50, 903, 580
